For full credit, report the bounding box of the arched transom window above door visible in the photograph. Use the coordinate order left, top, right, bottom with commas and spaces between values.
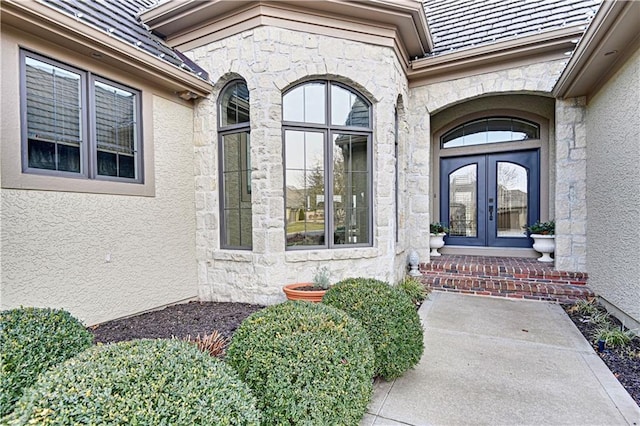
441, 117, 540, 148
282, 81, 372, 249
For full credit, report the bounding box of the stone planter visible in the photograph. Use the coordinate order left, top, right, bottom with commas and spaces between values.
282, 283, 327, 302
531, 234, 555, 262
429, 233, 446, 257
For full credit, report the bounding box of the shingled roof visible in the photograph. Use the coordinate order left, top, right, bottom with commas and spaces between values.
423, 0, 602, 55
39, 0, 209, 81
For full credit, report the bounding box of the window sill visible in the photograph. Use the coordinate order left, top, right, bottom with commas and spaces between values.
285, 247, 379, 263
1, 172, 154, 197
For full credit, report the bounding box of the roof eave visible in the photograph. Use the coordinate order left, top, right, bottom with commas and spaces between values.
141, 0, 432, 59
553, 0, 640, 100
409, 27, 584, 87
2, 0, 212, 99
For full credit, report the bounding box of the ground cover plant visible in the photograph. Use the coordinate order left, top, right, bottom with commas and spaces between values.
397, 276, 429, 307
564, 299, 640, 405
5, 339, 261, 425
226, 301, 374, 425
323, 277, 424, 380
0, 307, 93, 417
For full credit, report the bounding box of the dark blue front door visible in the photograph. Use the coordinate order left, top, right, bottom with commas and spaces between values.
440, 150, 539, 248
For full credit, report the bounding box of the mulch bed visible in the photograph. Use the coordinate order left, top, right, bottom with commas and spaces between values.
90, 301, 264, 344
89, 299, 639, 407
563, 305, 640, 406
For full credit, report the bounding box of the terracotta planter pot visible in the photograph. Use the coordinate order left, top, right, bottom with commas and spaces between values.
283, 283, 327, 302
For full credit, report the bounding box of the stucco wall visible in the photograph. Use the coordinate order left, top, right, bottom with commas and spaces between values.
586, 46, 640, 324
187, 27, 411, 305
0, 94, 198, 325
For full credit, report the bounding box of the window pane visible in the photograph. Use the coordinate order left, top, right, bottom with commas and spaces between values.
449, 164, 477, 237
25, 56, 82, 172
332, 134, 369, 245
331, 84, 369, 127
95, 80, 138, 179
497, 162, 528, 237
442, 117, 540, 148
283, 83, 325, 124
221, 132, 252, 249
285, 130, 325, 246
220, 82, 249, 126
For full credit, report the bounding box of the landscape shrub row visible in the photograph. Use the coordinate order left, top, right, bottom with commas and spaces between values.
1, 275, 424, 425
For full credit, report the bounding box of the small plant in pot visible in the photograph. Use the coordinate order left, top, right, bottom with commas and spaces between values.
429, 222, 449, 257
525, 220, 555, 262
283, 266, 331, 302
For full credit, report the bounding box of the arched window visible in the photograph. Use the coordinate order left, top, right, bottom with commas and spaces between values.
218, 80, 251, 249
283, 81, 372, 249
441, 117, 539, 148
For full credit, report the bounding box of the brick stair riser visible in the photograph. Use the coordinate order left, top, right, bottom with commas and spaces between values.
421, 275, 594, 301
420, 266, 587, 283
420, 271, 587, 286
424, 286, 586, 303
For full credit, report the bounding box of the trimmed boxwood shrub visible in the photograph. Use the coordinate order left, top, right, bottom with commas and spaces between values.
5, 339, 261, 425
323, 278, 424, 380
226, 301, 374, 425
0, 307, 93, 417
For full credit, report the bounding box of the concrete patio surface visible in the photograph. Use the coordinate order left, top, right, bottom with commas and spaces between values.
362, 291, 640, 426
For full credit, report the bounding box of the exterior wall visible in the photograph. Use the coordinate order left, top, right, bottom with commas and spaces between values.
585, 46, 640, 325
409, 59, 567, 262
0, 27, 198, 325
187, 27, 410, 305
554, 97, 587, 272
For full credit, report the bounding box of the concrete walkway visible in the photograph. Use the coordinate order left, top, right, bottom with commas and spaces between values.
362, 292, 640, 426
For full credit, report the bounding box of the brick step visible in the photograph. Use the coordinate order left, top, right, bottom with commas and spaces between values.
422, 255, 587, 283
421, 274, 594, 303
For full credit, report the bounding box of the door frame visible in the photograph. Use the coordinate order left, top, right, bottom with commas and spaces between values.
431, 109, 551, 254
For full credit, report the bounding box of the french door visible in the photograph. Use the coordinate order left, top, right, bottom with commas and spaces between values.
440, 150, 539, 248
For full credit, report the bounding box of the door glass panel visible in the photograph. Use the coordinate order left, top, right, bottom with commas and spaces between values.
449, 164, 477, 237
497, 162, 528, 237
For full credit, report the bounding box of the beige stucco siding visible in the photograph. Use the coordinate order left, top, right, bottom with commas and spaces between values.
0, 24, 199, 324
586, 46, 640, 325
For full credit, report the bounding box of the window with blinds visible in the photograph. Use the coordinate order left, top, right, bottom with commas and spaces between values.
21, 50, 142, 182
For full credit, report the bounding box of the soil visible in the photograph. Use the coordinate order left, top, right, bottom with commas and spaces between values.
563, 305, 640, 406
89, 300, 639, 407
90, 301, 264, 344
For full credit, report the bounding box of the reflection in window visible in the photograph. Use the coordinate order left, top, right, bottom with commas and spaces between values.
22, 51, 142, 181
449, 164, 477, 237
219, 80, 252, 249
497, 162, 528, 237
442, 117, 539, 148
283, 81, 372, 249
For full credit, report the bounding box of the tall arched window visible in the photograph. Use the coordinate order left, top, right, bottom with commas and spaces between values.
283, 81, 372, 249
219, 80, 251, 249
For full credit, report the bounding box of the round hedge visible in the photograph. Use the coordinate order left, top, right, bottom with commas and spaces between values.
226, 301, 374, 425
6, 339, 261, 425
0, 307, 93, 417
323, 278, 424, 380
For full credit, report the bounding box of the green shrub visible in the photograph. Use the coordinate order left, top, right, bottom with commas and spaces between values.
226, 301, 374, 425
397, 276, 429, 306
594, 324, 636, 348
0, 307, 93, 417
6, 339, 261, 425
323, 278, 424, 380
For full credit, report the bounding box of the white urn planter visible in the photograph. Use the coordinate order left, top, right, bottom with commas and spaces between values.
531, 234, 555, 262
429, 233, 446, 257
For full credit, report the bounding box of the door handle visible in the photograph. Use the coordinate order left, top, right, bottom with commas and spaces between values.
488, 205, 494, 221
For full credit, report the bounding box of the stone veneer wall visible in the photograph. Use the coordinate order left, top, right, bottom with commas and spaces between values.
409, 59, 580, 266
187, 27, 411, 305
554, 98, 587, 272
